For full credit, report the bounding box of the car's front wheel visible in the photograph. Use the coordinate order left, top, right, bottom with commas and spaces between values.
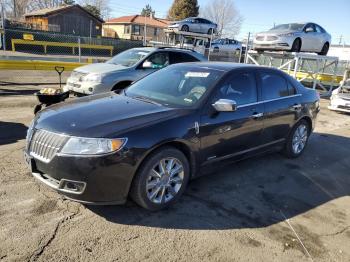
283, 120, 310, 158
291, 38, 301, 52
181, 25, 189, 32
130, 147, 190, 211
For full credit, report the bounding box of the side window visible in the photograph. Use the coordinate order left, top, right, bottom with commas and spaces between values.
260, 72, 289, 100
146, 52, 169, 68
304, 24, 315, 33
216, 72, 258, 105
288, 81, 297, 95
315, 25, 322, 33
169, 52, 199, 64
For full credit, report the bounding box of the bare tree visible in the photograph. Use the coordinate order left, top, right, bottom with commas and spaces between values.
77, 0, 110, 19
201, 0, 243, 38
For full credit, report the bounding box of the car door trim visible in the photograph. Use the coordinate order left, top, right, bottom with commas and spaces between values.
237, 94, 302, 109
203, 138, 285, 164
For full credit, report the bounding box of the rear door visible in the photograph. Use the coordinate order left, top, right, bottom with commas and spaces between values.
258, 70, 301, 144
199, 69, 264, 162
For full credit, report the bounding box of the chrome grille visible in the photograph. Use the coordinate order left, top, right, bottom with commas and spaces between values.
266, 35, 278, 41
29, 129, 67, 163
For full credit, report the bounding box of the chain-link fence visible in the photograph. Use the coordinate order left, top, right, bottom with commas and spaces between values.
1, 28, 143, 61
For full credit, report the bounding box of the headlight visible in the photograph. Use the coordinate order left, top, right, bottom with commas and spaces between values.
60, 137, 127, 155
82, 73, 103, 83
278, 33, 295, 37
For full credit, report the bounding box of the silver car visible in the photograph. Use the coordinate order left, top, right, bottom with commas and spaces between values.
211, 38, 242, 52
168, 17, 217, 35
253, 22, 331, 55
64, 47, 206, 95
329, 70, 350, 113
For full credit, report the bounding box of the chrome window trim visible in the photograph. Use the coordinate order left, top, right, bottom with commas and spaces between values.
237, 94, 302, 109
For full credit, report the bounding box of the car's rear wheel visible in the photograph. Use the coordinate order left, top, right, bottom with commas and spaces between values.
181, 25, 189, 32
291, 38, 301, 52
207, 28, 213, 35
130, 147, 190, 211
283, 120, 310, 158
318, 42, 329, 55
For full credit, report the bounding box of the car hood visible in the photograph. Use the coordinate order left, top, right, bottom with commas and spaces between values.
257, 29, 298, 36
34, 93, 186, 138
74, 63, 129, 75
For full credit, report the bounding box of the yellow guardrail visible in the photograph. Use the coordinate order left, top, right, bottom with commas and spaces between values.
0, 59, 87, 71
11, 39, 114, 56
284, 71, 343, 84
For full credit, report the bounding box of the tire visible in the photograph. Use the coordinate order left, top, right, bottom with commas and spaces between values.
283, 120, 310, 158
181, 25, 189, 32
34, 104, 42, 115
130, 147, 190, 211
318, 43, 329, 56
207, 28, 213, 35
291, 38, 301, 52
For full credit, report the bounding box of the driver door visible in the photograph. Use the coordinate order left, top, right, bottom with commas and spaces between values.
302, 24, 317, 51
199, 69, 264, 163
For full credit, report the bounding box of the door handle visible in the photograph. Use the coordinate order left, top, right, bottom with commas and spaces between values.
252, 112, 264, 119
292, 104, 302, 110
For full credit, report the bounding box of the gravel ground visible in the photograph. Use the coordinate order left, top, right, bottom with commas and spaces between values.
0, 70, 349, 262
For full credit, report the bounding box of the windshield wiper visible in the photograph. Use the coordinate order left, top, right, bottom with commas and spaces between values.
132, 95, 162, 106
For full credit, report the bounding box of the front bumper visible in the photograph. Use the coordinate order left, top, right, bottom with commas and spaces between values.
328, 97, 350, 113
64, 79, 110, 95
25, 149, 136, 204
253, 36, 294, 51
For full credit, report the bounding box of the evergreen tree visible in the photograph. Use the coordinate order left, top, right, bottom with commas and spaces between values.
141, 4, 155, 17
168, 0, 199, 20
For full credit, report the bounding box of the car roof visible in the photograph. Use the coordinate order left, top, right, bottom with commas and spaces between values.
170, 62, 283, 73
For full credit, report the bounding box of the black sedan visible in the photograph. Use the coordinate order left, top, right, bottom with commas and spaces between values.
24, 63, 320, 210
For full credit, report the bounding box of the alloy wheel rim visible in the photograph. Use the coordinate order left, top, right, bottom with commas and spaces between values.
146, 157, 184, 204
292, 124, 308, 154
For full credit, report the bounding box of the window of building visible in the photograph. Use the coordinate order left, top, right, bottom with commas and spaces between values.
154, 28, 158, 36
124, 25, 130, 34
132, 25, 140, 35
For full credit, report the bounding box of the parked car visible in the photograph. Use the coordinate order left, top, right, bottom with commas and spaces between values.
25, 63, 320, 210
211, 38, 242, 52
168, 17, 217, 35
64, 47, 206, 95
176, 38, 207, 55
253, 22, 331, 55
329, 70, 350, 113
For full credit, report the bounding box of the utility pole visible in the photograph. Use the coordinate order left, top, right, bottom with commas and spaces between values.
338, 35, 343, 45
13, 0, 16, 18
1, 1, 6, 51
144, 15, 147, 46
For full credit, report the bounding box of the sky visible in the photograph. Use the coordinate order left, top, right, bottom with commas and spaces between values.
108, 0, 350, 44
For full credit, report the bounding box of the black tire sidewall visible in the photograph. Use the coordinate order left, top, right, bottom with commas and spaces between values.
130, 147, 190, 211
292, 39, 301, 52
284, 120, 310, 158
182, 25, 189, 32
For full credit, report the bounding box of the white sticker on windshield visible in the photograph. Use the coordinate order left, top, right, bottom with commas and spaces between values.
185, 72, 210, 78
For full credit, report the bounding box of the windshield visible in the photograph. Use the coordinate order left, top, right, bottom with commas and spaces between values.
107, 49, 150, 67
125, 65, 225, 107
269, 23, 305, 31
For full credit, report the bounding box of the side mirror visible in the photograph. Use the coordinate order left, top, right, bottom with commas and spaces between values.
142, 61, 153, 69
305, 27, 313, 33
212, 99, 237, 112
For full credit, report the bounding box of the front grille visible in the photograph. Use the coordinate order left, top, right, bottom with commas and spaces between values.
266, 35, 278, 41
28, 129, 67, 163
256, 36, 264, 41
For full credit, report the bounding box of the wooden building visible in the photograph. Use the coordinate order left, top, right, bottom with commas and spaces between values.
103, 15, 169, 41
24, 5, 104, 37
